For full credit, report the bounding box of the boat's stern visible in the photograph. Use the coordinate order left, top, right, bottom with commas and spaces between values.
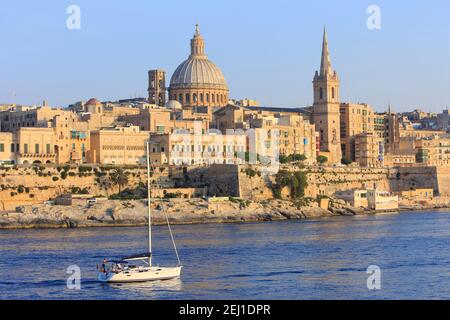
97, 272, 112, 283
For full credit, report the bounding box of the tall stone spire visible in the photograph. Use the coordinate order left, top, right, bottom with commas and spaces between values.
320, 26, 333, 77
312, 26, 342, 165
190, 24, 206, 58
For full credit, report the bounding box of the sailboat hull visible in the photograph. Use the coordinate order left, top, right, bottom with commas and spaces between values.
98, 266, 182, 283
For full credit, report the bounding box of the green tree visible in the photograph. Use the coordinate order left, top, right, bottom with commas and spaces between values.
279, 154, 307, 164
109, 168, 129, 194
273, 170, 308, 199
317, 155, 328, 164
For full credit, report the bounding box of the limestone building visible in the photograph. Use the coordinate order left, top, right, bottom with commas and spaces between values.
212, 105, 318, 164
354, 132, 384, 168
247, 113, 318, 165
415, 137, 450, 167
118, 107, 209, 134
437, 109, 449, 131
374, 113, 387, 139
312, 28, 342, 164
340, 103, 375, 162
0, 128, 57, 165
385, 109, 401, 153
213, 105, 247, 132
0, 132, 16, 165
87, 126, 149, 165
0, 106, 75, 132
149, 130, 246, 166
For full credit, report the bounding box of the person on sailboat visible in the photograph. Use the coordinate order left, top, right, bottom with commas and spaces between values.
101, 258, 108, 274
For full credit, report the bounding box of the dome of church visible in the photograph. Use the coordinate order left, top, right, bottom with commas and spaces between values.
170, 58, 227, 90
86, 98, 101, 106
168, 25, 229, 108
165, 100, 183, 110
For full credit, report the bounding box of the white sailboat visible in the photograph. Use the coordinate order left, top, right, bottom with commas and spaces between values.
97, 142, 182, 283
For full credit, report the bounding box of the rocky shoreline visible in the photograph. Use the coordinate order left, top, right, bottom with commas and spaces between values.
1, 197, 449, 230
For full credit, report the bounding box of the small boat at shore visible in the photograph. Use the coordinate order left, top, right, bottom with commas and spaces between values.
97, 142, 182, 283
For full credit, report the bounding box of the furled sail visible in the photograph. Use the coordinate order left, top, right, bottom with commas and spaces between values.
122, 252, 152, 261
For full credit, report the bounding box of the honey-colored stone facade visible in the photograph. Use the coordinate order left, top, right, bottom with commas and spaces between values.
340, 103, 375, 161
149, 131, 247, 166
87, 126, 149, 165
354, 132, 384, 168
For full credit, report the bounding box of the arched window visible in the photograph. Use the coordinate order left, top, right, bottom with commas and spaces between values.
332, 87, 335, 99
200, 93, 204, 103
179, 94, 183, 103
186, 94, 190, 103
206, 94, 210, 103
319, 88, 323, 100
193, 93, 198, 103
212, 94, 215, 103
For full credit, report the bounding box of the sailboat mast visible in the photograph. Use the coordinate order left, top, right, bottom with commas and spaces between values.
146, 141, 152, 267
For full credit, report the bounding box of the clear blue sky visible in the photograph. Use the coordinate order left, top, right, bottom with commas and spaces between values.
1, 0, 449, 112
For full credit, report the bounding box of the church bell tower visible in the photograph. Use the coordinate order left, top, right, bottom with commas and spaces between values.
312, 27, 342, 164
148, 69, 166, 106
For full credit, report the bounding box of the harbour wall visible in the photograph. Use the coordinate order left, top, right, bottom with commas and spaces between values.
0, 164, 448, 210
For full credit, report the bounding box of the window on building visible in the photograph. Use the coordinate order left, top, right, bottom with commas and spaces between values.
46, 144, 51, 154
332, 87, 335, 99
10, 144, 15, 152
35, 144, 39, 154
320, 88, 323, 100
0, 144, 4, 152
24, 144, 28, 153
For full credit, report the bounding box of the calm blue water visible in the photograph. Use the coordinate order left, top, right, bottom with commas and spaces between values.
1, 210, 450, 300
